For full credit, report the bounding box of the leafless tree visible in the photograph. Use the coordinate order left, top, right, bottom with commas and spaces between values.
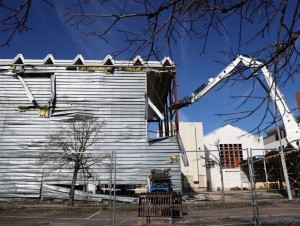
40, 116, 109, 206
203, 138, 225, 203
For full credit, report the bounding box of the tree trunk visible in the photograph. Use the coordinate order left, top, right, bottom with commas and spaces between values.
220, 166, 225, 203
69, 163, 79, 206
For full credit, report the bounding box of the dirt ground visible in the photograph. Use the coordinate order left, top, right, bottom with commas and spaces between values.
0, 190, 299, 226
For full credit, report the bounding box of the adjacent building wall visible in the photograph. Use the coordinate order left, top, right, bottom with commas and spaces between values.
263, 126, 288, 149
179, 122, 206, 191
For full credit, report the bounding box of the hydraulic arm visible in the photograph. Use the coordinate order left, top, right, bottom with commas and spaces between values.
169, 55, 300, 149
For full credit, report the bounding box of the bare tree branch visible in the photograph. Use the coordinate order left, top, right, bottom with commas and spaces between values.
1, 0, 299, 134
0, 0, 55, 47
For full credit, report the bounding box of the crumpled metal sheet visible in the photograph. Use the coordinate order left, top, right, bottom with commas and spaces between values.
0, 65, 182, 199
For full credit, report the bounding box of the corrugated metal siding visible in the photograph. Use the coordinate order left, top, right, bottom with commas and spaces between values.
0, 68, 181, 198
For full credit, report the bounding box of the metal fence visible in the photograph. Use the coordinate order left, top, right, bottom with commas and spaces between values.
0, 149, 299, 225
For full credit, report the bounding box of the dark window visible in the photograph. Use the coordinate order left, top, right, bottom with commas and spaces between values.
275, 129, 286, 141
281, 130, 286, 138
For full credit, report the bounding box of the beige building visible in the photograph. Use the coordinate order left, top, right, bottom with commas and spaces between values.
179, 122, 207, 191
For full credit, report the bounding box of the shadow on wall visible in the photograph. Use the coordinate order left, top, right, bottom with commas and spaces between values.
181, 173, 194, 192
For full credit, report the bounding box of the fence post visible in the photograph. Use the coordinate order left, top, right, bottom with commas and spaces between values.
109, 150, 114, 226
247, 148, 260, 225
113, 150, 116, 226
40, 169, 44, 201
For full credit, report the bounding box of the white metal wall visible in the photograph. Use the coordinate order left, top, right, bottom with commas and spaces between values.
0, 67, 182, 198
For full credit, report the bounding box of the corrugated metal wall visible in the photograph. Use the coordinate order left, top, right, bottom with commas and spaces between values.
0, 66, 181, 199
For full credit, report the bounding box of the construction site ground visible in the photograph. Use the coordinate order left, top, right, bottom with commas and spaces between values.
0, 190, 299, 226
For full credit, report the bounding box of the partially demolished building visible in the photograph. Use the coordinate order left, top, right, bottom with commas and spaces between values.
0, 54, 186, 199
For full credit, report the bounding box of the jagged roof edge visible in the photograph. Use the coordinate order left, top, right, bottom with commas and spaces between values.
0, 54, 175, 68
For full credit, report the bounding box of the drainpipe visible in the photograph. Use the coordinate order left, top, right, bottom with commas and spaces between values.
195, 127, 200, 187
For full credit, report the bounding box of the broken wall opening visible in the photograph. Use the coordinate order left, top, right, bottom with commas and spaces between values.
146, 71, 179, 139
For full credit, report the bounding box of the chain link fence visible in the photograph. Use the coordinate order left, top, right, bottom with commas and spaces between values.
0, 149, 299, 225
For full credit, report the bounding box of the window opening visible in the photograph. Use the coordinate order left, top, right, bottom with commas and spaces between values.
17, 73, 56, 117
219, 144, 243, 168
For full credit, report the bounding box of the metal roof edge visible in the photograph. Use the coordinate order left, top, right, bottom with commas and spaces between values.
0, 54, 175, 69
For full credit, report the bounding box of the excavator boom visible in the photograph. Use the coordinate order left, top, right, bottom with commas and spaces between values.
169, 56, 243, 110
169, 55, 300, 149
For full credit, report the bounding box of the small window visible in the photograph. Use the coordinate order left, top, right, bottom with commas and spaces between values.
219, 144, 243, 168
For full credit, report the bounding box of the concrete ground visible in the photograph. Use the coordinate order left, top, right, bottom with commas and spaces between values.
0, 191, 299, 226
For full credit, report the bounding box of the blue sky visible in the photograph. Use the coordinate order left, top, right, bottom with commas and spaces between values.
1, 1, 299, 136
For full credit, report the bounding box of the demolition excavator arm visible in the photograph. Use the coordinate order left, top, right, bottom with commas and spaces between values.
169, 55, 300, 149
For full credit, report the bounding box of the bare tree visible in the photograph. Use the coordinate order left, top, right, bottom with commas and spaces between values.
40, 116, 109, 206
203, 138, 225, 203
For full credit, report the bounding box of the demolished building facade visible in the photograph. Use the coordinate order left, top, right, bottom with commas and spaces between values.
0, 54, 187, 199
